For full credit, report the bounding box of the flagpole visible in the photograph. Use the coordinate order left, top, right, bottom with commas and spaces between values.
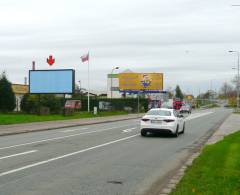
88, 52, 90, 112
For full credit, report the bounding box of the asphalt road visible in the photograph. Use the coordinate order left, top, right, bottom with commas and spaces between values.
0, 108, 231, 195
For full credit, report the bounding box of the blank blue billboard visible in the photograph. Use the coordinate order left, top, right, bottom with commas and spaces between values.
29, 69, 75, 94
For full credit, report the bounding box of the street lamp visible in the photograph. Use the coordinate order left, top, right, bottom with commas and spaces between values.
110, 67, 119, 98
229, 50, 240, 108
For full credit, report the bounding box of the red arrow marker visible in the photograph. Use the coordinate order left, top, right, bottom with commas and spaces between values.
47, 55, 55, 66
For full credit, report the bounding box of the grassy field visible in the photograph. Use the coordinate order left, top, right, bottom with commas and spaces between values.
172, 131, 240, 195
0, 111, 129, 125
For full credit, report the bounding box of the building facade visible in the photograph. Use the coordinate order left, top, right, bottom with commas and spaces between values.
107, 73, 121, 98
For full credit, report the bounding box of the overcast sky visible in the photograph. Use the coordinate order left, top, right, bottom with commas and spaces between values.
0, 0, 240, 95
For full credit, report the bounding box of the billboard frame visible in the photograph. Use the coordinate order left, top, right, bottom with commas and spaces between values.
29, 69, 75, 94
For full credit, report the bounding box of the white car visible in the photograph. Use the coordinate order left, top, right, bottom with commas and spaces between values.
140, 108, 185, 137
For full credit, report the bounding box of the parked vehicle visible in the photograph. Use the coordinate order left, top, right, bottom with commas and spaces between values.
140, 108, 185, 137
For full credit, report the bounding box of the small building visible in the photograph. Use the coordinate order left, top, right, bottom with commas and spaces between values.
107, 73, 121, 98
107, 69, 137, 98
12, 84, 28, 111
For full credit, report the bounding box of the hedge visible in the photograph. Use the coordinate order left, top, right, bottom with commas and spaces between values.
21, 95, 149, 114
70, 97, 148, 112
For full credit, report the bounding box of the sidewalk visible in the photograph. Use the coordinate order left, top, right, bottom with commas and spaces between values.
207, 113, 240, 144
0, 114, 142, 136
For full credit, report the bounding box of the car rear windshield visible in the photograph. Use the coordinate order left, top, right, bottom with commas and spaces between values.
146, 110, 171, 116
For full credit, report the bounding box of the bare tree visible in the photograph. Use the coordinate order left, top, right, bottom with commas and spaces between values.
220, 82, 234, 99
231, 75, 239, 90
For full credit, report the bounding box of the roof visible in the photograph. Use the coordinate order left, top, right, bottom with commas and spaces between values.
12, 84, 28, 94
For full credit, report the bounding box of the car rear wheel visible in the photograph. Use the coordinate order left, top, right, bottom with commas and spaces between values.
174, 125, 179, 137
141, 130, 147, 136
182, 123, 185, 134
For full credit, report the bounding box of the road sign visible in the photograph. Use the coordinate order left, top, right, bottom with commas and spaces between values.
47, 55, 55, 66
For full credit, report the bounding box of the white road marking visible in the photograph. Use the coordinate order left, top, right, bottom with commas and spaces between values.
122, 127, 136, 133
186, 111, 214, 121
62, 127, 89, 133
61, 124, 135, 133
0, 150, 37, 160
0, 125, 137, 150
0, 134, 139, 177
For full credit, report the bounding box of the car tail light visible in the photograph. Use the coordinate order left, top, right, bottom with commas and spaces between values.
163, 119, 175, 122
141, 118, 150, 122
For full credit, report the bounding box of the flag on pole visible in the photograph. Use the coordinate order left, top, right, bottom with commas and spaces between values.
81, 53, 89, 62
81, 52, 90, 112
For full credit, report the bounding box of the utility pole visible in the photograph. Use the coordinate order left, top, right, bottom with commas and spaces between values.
229, 51, 240, 108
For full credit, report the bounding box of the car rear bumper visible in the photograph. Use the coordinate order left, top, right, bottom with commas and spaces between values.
140, 123, 176, 134
141, 128, 174, 134
180, 110, 190, 113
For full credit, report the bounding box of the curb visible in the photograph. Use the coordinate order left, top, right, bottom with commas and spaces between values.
0, 115, 142, 137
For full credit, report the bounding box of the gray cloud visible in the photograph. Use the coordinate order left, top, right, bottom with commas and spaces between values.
0, 0, 239, 96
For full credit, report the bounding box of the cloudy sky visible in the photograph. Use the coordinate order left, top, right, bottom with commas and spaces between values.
0, 0, 240, 95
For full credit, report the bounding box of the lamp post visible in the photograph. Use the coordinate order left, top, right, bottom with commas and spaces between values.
229, 50, 240, 108
110, 67, 119, 99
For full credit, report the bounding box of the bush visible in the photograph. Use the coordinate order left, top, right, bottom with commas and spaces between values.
21, 94, 64, 114
228, 97, 237, 107
0, 73, 16, 112
40, 95, 63, 114
21, 94, 39, 113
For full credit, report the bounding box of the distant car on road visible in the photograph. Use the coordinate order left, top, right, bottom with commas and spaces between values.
161, 99, 183, 110
173, 100, 183, 110
140, 108, 185, 137
180, 104, 192, 114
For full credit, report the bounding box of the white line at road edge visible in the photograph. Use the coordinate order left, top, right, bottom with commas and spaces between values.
62, 127, 89, 133
0, 134, 139, 177
61, 124, 135, 133
185, 111, 214, 121
0, 125, 138, 151
0, 150, 37, 160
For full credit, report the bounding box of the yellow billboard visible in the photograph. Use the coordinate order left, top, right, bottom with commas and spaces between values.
118, 73, 163, 91
12, 84, 28, 94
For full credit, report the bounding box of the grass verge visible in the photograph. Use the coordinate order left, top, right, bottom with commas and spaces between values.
233, 108, 240, 114
171, 130, 240, 195
0, 111, 129, 125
